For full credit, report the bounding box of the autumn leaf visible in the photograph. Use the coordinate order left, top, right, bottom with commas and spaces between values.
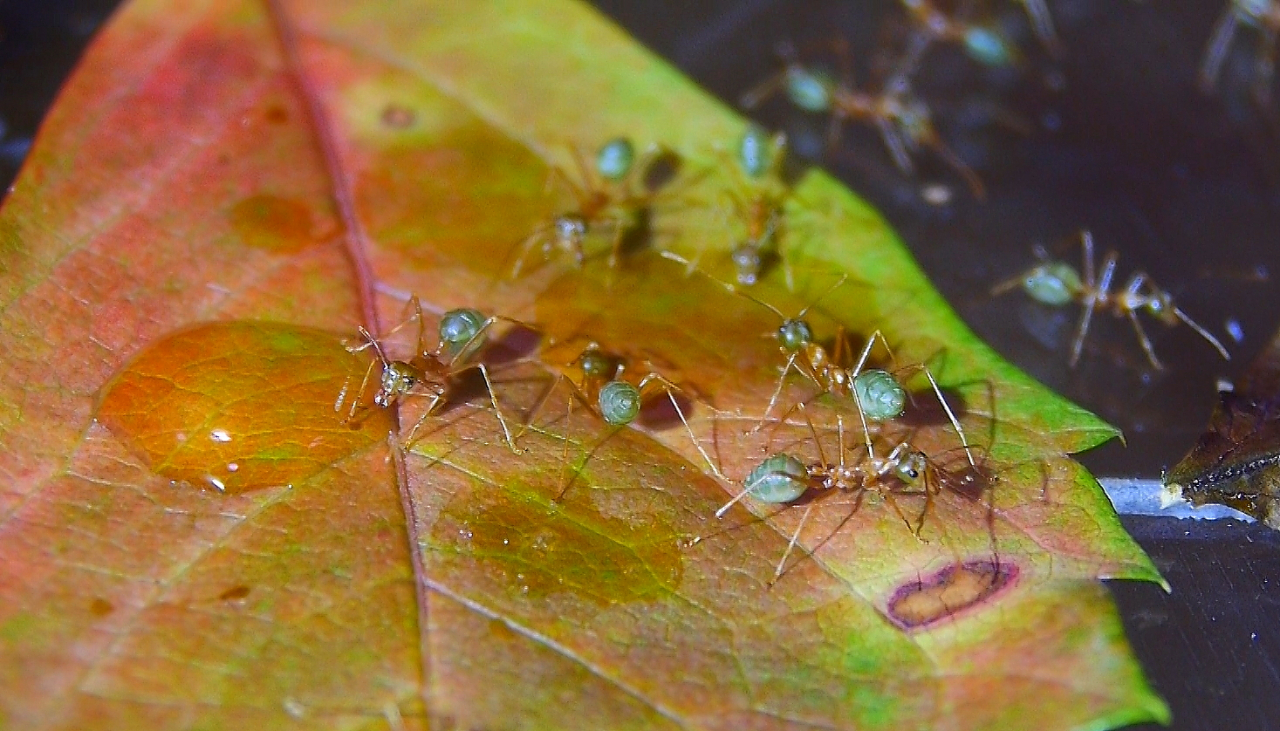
0, 1, 1169, 730
1166, 323, 1280, 526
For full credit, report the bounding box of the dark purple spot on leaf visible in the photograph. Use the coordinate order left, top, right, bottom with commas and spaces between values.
886, 559, 1017, 631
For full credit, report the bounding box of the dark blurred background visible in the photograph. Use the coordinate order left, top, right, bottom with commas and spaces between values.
3, 1, 1278, 728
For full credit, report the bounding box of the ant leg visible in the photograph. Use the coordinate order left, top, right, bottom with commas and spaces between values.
1020, 0, 1061, 52
1125, 308, 1165, 370
339, 358, 380, 423
1079, 231, 1098, 291
1174, 307, 1232, 360
741, 70, 788, 109
403, 393, 445, 447
508, 226, 552, 279
568, 144, 601, 196
773, 501, 816, 583
1068, 295, 1098, 367
927, 136, 986, 200
753, 350, 804, 434
1254, 27, 1279, 106
477, 362, 524, 454
881, 490, 926, 540
634, 373, 724, 482
798, 402, 830, 469
921, 364, 976, 467
518, 372, 566, 440
408, 296, 428, 357
826, 110, 847, 149
851, 329, 895, 377
876, 118, 917, 175
1200, 7, 1241, 92
607, 214, 626, 269
1069, 250, 1113, 367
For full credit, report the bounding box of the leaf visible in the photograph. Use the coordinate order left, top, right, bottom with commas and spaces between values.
1166, 323, 1280, 526
0, 0, 1168, 729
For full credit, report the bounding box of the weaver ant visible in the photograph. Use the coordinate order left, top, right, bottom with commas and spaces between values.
523, 340, 718, 499
509, 137, 657, 277
663, 251, 975, 467
742, 41, 986, 199
336, 296, 537, 452
719, 125, 793, 287
703, 404, 969, 581
992, 230, 1231, 369
896, 0, 1021, 68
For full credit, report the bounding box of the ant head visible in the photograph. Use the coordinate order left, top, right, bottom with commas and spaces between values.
377, 361, 419, 405
892, 450, 929, 488
553, 215, 588, 246
777, 318, 814, 352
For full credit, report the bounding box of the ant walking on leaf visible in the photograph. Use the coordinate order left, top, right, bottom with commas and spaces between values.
509, 137, 659, 277
992, 230, 1232, 370
523, 340, 719, 500
743, 40, 986, 199
681, 125, 795, 288
702, 404, 968, 582
664, 251, 975, 468
336, 296, 538, 453
1200, 0, 1280, 104
895, 0, 1022, 69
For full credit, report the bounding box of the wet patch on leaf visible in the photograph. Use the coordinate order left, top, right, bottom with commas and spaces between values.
886, 559, 1018, 631
433, 490, 683, 605
96, 321, 392, 494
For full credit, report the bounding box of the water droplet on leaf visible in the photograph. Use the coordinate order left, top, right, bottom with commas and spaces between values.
97, 321, 392, 495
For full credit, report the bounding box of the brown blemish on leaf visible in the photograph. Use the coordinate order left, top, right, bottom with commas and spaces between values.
381, 104, 417, 129
228, 194, 323, 253
89, 598, 114, 617
96, 321, 392, 494
218, 585, 252, 601
886, 559, 1018, 631
434, 492, 683, 605
264, 104, 289, 124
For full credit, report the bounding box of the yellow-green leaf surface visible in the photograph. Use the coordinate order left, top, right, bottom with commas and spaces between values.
0, 1, 1170, 729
